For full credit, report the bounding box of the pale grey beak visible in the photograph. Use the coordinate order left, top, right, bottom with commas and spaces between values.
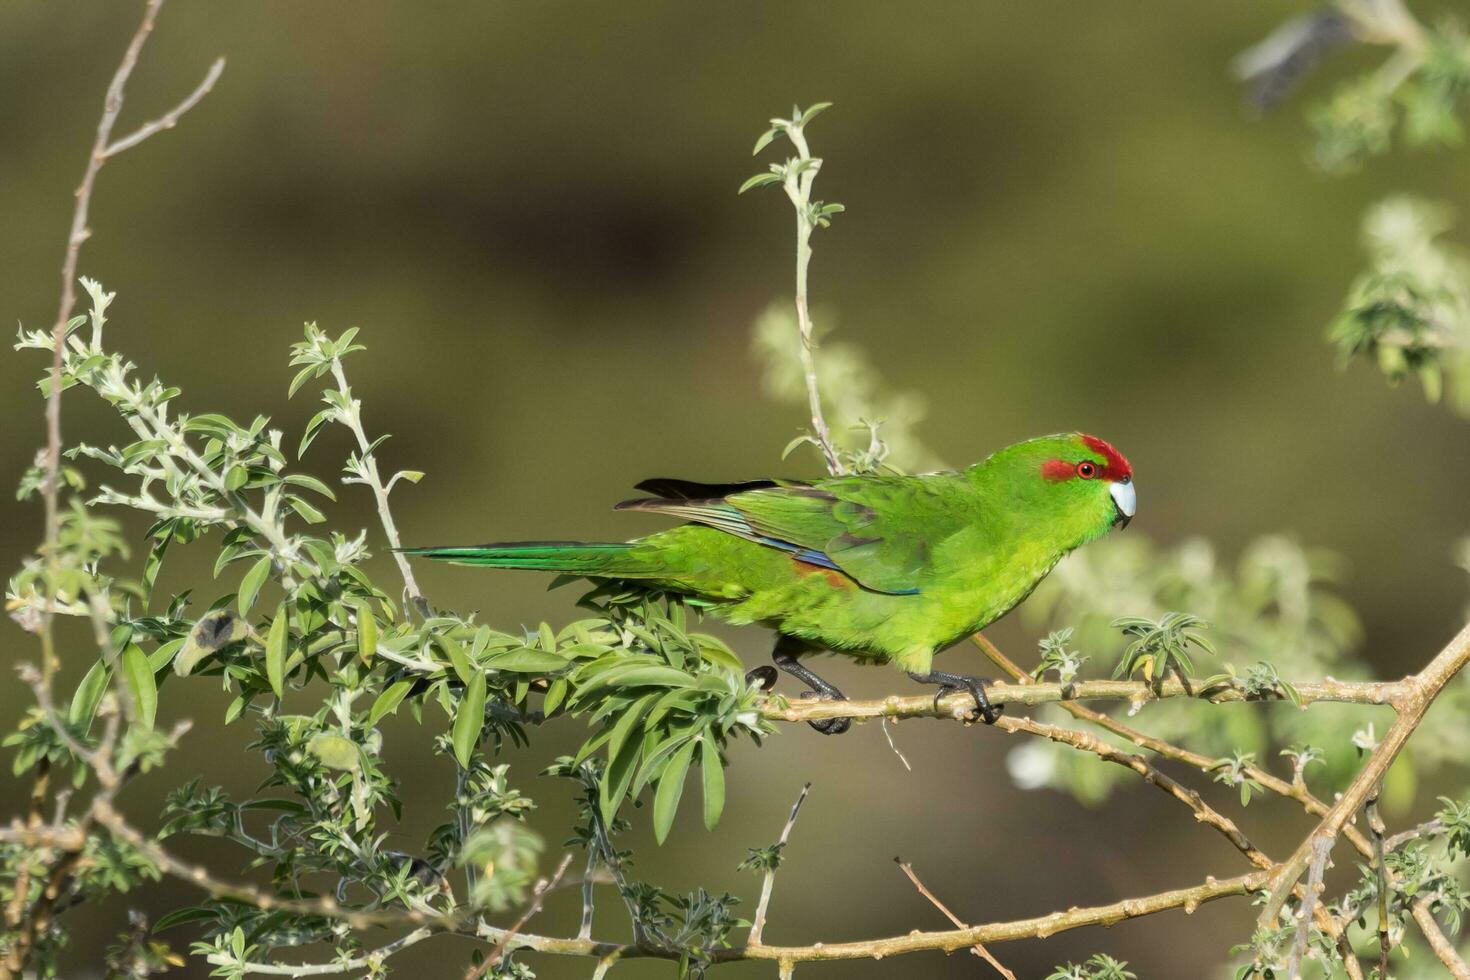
1110, 478, 1135, 529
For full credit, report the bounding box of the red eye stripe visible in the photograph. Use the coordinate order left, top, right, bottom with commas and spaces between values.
1080, 434, 1131, 481
1040, 458, 1075, 482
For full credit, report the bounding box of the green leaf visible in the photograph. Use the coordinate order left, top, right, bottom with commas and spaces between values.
739, 171, 782, 194
700, 730, 725, 831
368, 680, 414, 726
797, 101, 833, 127
608, 693, 658, 763
307, 733, 360, 771
68, 658, 111, 734
542, 678, 568, 716
265, 603, 288, 699
653, 738, 698, 844
355, 600, 377, 664
452, 671, 486, 768
283, 473, 337, 500
224, 464, 249, 492
148, 637, 186, 673
288, 496, 326, 524
598, 736, 642, 824
237, 555, 272, 616
578, 665, 694, 696
120, 644, 157, 730
482, 648, 569, 673
752, 127, 780, 155
141, 534, 170, 602
298, 408, 333, 458
288, 364, 321, 399
223, 695, 247, 724
440, 636, 474, 685
183, 413, 239, 437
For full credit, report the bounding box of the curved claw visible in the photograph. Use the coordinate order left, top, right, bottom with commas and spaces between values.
745, 665, 779, 691
966, 679, 1003, 725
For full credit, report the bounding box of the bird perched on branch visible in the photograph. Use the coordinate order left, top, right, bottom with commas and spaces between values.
404, 432, 1134, 735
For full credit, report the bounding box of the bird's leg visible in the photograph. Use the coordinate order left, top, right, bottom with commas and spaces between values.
906, 670, 1003, 725
771, 635, 851, 736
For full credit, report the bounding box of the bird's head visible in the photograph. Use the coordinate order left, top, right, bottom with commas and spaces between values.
972, 432, 1135, 544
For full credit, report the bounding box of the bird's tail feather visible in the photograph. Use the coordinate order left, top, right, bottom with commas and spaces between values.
398, 541, 654, 577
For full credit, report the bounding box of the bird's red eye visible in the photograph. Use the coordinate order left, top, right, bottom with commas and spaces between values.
1076, 461, 1096, 479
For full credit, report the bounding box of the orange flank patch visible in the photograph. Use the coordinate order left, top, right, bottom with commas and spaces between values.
791, 557, 854, 589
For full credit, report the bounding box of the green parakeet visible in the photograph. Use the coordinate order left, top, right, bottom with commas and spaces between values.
404, 432, 1134, 733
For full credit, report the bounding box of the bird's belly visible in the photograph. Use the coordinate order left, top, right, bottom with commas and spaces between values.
724, 548, 1064, 660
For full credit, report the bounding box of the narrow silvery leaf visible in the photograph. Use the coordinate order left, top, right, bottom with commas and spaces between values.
266, 603, 288, 699
452, 671, 486, 769
237, 555, 271, 616
121, 643, 157, 731
653, 738, 698, 844
700, 731, 725, 831
355, 600, 377, 665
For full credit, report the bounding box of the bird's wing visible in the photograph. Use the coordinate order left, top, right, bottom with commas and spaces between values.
616, 473, 975, 594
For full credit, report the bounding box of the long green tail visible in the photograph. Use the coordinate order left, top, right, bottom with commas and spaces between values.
399, 541, 654, 577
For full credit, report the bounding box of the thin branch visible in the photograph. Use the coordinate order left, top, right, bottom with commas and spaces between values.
87, 799, 444, 932
1285, 836, 1333, 978
102, 57, 226, 158
36, 0, 223, 695
578, 851, 598, 941
209, 927, 436, 977
1411, 899, 1470, 979
1366, 791, 1391, 975
712, 871, 1269, 963
760, 673, 1401, 725
995, 714, 1272, 869
748, 782, 811, 946
894, 858, 1017, 980
462, 870, 1269, 965
329, 357, 429, 618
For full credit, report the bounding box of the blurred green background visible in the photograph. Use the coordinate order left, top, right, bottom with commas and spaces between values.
4, 2, 1470, 976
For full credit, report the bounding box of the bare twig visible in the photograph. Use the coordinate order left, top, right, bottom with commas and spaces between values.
102, 57, 226, 158
1411, 899, 1470, 979
894, 858, 1017, 979
476, 869, 1269, 965
995, 714, 1272, 869
1366, 791, 1391, 975
578, 850, 598, 941
1285, 836, 1333, 978
760, 673, 1401, 725
36, 0, 223, 694
748, 782, 811, 946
